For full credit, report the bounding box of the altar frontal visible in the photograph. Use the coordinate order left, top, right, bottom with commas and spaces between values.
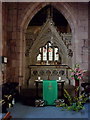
43, 80, 58, 105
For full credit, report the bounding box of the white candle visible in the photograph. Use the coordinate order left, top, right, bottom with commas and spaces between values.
38, 76, 40, 80
59, 77, 61, 80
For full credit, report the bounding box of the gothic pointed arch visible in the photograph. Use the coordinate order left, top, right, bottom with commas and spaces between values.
19, 3, 76, 85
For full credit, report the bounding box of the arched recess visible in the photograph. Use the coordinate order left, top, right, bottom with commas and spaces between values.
19, 2, 77, 86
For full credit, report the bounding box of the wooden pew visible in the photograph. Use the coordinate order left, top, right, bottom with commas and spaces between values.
2, 112, 12, 120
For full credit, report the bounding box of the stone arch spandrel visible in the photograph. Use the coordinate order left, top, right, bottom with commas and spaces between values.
20, 2, 50, 30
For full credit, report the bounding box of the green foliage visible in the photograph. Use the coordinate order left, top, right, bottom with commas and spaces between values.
58, 88, 88, 112
63, 103, 85, 112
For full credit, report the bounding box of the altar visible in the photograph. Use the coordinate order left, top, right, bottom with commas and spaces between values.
35, 80, 65, 105
29, 65, 69, 105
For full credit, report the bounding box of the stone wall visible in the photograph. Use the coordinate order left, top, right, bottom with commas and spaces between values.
88, 2, 90, 83
2, 2, 89, 85
0, 1, 2, 85
0, 2, 8, 85
75, 3, 88, 69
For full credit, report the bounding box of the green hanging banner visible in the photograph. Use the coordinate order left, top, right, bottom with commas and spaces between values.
43, 80, 58, 105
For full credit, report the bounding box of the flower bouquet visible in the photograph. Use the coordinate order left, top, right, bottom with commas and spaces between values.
71, 64, 85, 81
70, 64, 86, 96
70, 64, 86, 86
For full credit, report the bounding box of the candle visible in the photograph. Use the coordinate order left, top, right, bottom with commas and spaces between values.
38, 76, 41, 80
59, 77, 61, 80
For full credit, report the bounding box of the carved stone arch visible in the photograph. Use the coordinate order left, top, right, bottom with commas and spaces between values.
20, 3, 76, 34
51, 3, 77, 35
29, 18, 69, 65
19, 2, 76, 85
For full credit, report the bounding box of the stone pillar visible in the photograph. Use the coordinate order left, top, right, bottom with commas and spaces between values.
76, 3, 88, 70
6, 3, 20, 83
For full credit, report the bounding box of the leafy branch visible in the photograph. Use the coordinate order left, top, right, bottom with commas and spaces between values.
58, 88, 88, 112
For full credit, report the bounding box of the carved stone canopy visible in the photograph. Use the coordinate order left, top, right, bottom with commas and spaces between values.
28, 18, 71, 65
